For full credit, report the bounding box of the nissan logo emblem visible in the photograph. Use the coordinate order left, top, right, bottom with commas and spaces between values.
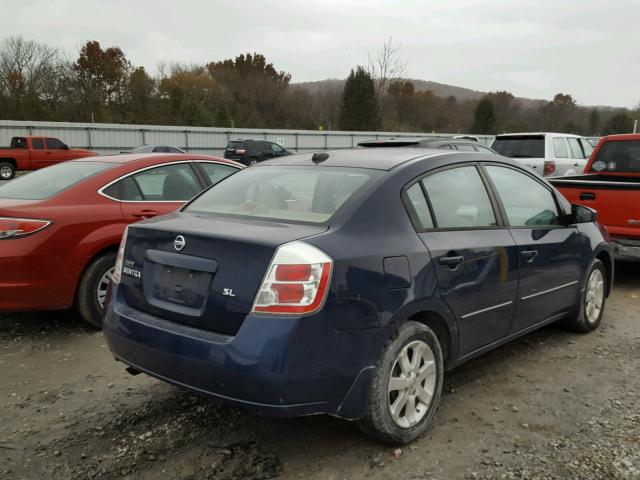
174, 235, 186, 251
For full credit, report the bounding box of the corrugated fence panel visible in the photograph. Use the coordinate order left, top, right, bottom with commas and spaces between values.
0, 120, 495, 155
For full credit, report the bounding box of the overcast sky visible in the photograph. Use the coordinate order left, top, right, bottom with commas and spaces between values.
4, 0, 639, 107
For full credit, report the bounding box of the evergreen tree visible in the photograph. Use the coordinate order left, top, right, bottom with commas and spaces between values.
339, 66, 378, 131
471, 96, 496, 134
602, 113, 633, 135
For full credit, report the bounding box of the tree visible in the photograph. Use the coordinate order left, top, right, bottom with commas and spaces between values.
602, 113, 633, 135
471, 96, 496, 134
588, 109, 600, 136
127, 67, 155, 123
539, 93, 577, 132
73, 41, 131, 121
339, 66, 378, 131
367, 37, 407, 98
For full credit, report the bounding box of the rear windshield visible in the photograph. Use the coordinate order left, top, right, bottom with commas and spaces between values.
227, 141, 245, 148
0, 161, 114, 200
492, 136, 545, 158
185, 166, 379, 223
589, 140, 640, 173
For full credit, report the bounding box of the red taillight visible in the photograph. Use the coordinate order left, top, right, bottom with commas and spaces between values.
252, 242, 333, 315
543, 160, 556, 176
0, 217, 52, 239
276, 264, 312, 281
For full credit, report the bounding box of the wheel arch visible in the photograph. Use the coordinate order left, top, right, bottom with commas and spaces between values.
595, 247, 614, 297
73, 243, 120, 304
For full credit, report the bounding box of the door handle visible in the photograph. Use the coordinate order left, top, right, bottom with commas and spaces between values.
521, 249, 538, 263
439, 255, 464, 267
579, 192, 596, 201
131, 210, 158, 218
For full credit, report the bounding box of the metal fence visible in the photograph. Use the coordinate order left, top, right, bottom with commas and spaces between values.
0, 120, 494, 156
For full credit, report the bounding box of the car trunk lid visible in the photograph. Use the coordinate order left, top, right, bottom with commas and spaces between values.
119, 212, 327, 335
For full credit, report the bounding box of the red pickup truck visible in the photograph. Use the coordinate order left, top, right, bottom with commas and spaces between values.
549, 133, 640, 261
0, 136, 96, 180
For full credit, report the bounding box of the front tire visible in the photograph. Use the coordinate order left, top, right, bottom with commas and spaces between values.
76, 252, 116, 328
564, 259, 607, 333
0, 162, 16, 180
357, 321, 444, 445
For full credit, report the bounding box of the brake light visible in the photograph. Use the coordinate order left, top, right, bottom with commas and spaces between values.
112, 227, 129, 284
252, 241, 333, 315
543, 160, 556, 176
0, 217, 51, 239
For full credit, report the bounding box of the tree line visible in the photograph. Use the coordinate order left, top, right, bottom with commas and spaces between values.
0, 36, 637, 136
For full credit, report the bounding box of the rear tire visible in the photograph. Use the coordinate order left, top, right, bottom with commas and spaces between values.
563, 259, 607, 333
76, 252, 116, 328
0, 162, 16, 180
357, 321, 444, 445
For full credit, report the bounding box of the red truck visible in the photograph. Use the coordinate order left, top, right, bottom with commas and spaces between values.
0, 136, 96, 180
549, 133, 640, 261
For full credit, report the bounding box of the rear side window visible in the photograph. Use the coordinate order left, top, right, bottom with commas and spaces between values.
590, 140, 640, 173
405, 183, 434, 229
198, 162, 238, 185
0, 162, 114, 200
32, 138, 44, 149
104, 163, 201, 201
421, 166, 497, 229
553, 138, 569, 158
485, 166, 562, 227
186, 167, 378, 224
492, 136, 545, 158
45, 138, 66, 149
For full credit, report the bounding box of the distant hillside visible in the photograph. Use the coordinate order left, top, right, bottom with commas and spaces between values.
294, 78, 548, 109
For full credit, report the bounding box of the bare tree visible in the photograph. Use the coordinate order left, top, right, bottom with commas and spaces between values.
367, 37, 407, 98
0, 36, 64, 100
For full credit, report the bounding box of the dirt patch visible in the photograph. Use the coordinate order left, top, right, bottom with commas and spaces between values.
1, 263, 639, 479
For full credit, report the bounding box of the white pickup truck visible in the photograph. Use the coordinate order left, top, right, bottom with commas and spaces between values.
491, 132, 593, 177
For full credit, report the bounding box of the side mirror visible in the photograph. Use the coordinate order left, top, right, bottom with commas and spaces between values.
63, 144, 70, 150
571, 204, 597, 224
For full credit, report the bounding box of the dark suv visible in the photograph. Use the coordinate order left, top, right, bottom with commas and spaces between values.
224, 139, 292, 165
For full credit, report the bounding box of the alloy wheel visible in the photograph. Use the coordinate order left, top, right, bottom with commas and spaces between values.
585, 268, 604, 324
0, 166, 12, 179
96, 266, 115, 310
387, 340, 437, 428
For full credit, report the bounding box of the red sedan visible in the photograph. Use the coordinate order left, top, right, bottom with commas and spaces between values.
0, 153, 242, 326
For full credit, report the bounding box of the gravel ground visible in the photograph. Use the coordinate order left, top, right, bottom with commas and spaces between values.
1, 263, 638, 480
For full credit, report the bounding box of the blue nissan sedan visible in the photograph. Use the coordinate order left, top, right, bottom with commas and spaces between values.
104, 148, 613, 444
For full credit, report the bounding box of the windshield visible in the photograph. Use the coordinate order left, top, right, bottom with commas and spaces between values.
492, 136, 545, 158
0, 161, 114, 200
186, 166, 379, 223
589, 140, 640, 173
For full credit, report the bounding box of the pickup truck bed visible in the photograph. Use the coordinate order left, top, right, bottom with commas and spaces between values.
549, 134, 640, 260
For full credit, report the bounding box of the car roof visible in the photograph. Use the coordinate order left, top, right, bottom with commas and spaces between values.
72, 153, 235, 165
257, 147, 455, 171
495, 132, 584, 138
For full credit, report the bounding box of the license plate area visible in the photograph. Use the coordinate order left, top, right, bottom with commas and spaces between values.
143, 262, 213, 316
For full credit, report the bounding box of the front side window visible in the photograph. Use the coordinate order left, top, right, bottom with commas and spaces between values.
31, 138, 44, 149
271, 143, 285, 153
567, 138, 584, 159
186, 166, 378, 224
486, 165, 562, 227
45, 138, 66, 149
405, 183, 434, 229
553, 138, 569, 158
421, 166, 497, 229
580, 139, 594, 157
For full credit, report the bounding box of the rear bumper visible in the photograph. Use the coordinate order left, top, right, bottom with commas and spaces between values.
0, 235, 77, 311
612, 238, 640, 261
103, 287, 385, 419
